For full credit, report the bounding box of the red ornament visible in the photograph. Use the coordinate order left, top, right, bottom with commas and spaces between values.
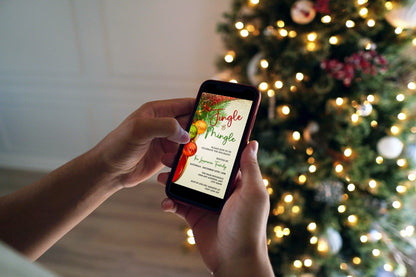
183, 141, 197, 157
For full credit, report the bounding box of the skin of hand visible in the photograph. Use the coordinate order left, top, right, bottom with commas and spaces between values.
0, 98, 194, 260
158, 141, 274, 277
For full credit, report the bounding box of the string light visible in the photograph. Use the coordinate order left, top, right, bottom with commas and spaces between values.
392, 200, 402, 209
338, 205, 347, 213
336, 97, 344, 106
408, 82, 416, 90
408, 173, 416, 181
351, 113, 359, 123
290, 85, 297, 92
372, 249, 381, 257
367, 94, 375, 102
306, 42, 317, 51
397, 112, 406, 120
396, 93, 405, 101
276, 20, 285, 28
348, 215, 358, 225
235, 21, 244, 30
376, 156, 384, 164
360, 235, 368, 243
259, 82, 269, 91
307, 222, 317, 232
284, 193, 294, 203
390, 125, 400, 135
249, 0, 259, 5
295, 72, 304, 81
367, 19, 376, 27
329, 36, 339, 45
224, 51, 235, 63
335, 163, 344, 173
293, 260, 303, 268
260, 59, 269, 68
347, 183, 356, 191
359, 8, 368, 17
385, 1, 393, 10
306, 147, 314, 155
292, 131, 301, 141
346, 20, 355, 28
304, 259, 313, 267
353, 257, 362, 265
369, 179, 377, 189
396, 185, 407, 194
292, 205, 300, 214
317, 239, 329, 252
395, 27, 403, 35
357, 0, 368, 5
275, 80, 284, 89
298, 174, 307, 184
309, 164, 317, 173
384, 264, 394, 272
229, 79, 238, 83
307, 32, 317, 41
186, 228, 196, 245
344, 148, 352, 157
400, 225, 415, 237
397, 158, 406, 167
310, 236, 318, 244
240, 29, 249, 37
282, 105, 291, 115
413, 38, 416, 46
279, 28, 288, 37
263, 179, 269, 186
267, 89, 275, 97
288, 30, 297, 38
246, 24, 255, 33
321, 15, 332, 23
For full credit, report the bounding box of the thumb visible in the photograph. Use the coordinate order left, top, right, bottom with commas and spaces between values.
239, 141, 264, 192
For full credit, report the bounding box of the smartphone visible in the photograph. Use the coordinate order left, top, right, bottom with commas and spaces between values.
165, 80, 261, 211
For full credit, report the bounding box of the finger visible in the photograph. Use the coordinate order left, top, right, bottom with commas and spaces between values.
157, 172, 170, 185
140, 98, 195, 118
133, 117, 190, 144
161, 153, 177, 167
161, 198, 191, 220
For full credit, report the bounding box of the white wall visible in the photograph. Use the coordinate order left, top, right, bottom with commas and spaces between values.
0, 0, 231, 171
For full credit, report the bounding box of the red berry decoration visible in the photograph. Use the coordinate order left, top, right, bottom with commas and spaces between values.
183, 141, 197, 156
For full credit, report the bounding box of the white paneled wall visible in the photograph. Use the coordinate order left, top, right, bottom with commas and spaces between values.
0, 0, 230, 171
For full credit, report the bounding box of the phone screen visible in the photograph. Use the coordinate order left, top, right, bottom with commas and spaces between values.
167, 80, 259, 210
172, 92, 253, 199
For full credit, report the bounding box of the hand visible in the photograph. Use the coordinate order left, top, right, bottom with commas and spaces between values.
92, 98, 194, 188
158, 141, 274, 276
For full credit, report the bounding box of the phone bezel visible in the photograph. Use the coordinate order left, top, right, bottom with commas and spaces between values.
165, 80, 260, 211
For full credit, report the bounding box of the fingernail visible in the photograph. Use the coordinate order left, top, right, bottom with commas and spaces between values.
250, 140, 259, 157
161, 198, 177, 213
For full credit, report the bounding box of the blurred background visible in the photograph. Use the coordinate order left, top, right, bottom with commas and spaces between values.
0, 0, 230, 172
0, 1, 231, 276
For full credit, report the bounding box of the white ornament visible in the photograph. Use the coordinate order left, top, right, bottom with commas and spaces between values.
377, 136, 404, 159
325, 227, 343, 254
247, 52, 264, 85
385, 0, 416, 28
291, 0, 316, 25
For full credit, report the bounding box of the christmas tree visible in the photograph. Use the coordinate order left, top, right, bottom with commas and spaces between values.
214, 0, 416, 276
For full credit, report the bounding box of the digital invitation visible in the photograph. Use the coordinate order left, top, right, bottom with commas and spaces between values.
172, 92, 253, 199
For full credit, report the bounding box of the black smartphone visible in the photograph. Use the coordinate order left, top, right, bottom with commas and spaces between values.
165, 80, 261, 211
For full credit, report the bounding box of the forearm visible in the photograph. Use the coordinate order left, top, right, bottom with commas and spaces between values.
0, 147, 121, 260
214, 253, 275, 277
